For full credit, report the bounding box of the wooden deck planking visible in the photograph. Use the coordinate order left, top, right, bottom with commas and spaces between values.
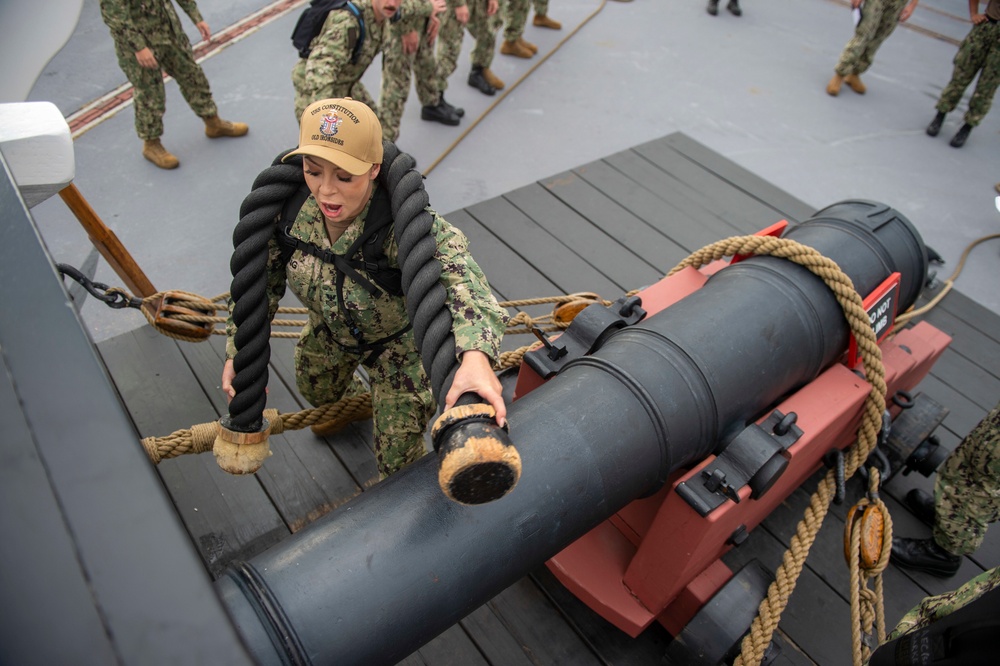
95, 132, 1000, 664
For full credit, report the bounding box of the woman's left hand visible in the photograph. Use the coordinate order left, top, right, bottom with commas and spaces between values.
445, 350, 506, 427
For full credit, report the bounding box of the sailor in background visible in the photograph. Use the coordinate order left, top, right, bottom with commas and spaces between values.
825, 0, 920, 97
498, 0, 561, 60
435, 0, 506, 96
892, 400, 1000, 577
98, 0, 248, 170
380, 0, 464, 141
292, 0, 400, 121
924, 0, 1000, 148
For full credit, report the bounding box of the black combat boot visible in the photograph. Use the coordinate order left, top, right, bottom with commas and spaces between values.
707, 0, 719, 15
468, 66, 497, 96
421, 100, 461, 126
949, 123, 972, 148
891, 537, 961, 577
727, 0, 742, 16
926, 111, 946, 136
440, 93, 464, 118
905, 488, 935, 525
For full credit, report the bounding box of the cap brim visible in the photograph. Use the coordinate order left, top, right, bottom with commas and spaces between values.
282, 145, 373, 176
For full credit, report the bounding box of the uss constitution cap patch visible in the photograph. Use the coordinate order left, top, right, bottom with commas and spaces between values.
284, 97, 383, 175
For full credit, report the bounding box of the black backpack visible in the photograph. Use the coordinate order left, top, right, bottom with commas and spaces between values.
291, 0, 366, 62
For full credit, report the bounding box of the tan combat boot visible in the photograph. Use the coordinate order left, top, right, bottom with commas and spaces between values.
532, 14, 561, 29
844, 74, 866, 94
500, 39, 534, 58
142, 139, 179, 169
826, 73, 844, 97
483, 68, 505, 90
518, 37, 538, 54
204, 115, 249, 138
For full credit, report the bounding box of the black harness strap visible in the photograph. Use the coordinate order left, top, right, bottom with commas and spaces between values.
278, 186, 410, 366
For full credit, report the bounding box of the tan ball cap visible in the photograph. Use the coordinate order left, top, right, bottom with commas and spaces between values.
284, 98, 383, 176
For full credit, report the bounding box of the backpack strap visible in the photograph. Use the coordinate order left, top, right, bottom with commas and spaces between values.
276, 183, 409, 366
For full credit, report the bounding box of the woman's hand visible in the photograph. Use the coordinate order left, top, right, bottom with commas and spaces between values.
221, 358, 237, 403
445, 350, 506, 427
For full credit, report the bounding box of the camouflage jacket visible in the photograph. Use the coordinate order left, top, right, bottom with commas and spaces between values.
99, 0, 202, 53
299, 0, 390, 99
227, 187, 508, 364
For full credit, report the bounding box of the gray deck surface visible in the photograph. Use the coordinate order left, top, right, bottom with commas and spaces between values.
12, 0, 1000, 345
4, 0, 1000, 664
92, 131, 1000, 665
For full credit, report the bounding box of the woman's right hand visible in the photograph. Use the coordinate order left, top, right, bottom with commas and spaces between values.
221, 358, 236, 403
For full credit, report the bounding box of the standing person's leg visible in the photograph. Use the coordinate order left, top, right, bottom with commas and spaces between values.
412, 28, 462, 125
947, 23, 1000, 147
932, 403, 1000, 558
500, 0, 534, 59
532, 0, 560, 29
892, 402, 1000, 578
829, 0, 896, 95
435, 5, 465, 97
468, 1, 505, 92
846, 0, 906, 93
379, 31, 415, 142
155, 36, 249, 139
115, 44, 181, 169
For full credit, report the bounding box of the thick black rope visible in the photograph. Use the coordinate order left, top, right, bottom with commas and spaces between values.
226, 143, 461, 433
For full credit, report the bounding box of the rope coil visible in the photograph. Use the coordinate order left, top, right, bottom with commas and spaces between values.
672, 236, 888, 666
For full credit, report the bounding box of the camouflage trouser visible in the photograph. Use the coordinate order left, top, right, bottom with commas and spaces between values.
294, 319, 435, 478
468, 0, 504, 68
935, 20, 1000, 127
885, 565, 1000, 641
291, 59, 380, 122
380, 20, 441, 142
503, 0, 548, 41
114, 36, 217, 141
933, 401, 1000, 555
502, 0, 529, 41
834, 0, 907, 77
434, 7, 465, 91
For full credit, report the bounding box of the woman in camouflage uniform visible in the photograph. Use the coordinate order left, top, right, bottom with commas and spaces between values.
223, 98, 508, 478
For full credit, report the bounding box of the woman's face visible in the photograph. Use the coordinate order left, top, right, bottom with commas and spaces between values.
303, 155, 379, 226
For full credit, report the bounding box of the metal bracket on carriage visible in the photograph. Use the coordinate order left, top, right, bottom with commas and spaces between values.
676, 410, 803, 517
524, 294, 647, 379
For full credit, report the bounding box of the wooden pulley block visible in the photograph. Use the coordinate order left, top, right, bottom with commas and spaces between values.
150, 291, 215, 341
844, 501, 887, 570
552, 292, 602, 325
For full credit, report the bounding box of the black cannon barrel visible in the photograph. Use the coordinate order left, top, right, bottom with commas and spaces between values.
215, 200, 927, 665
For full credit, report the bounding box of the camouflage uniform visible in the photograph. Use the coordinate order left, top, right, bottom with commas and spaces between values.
502, 0, 547, 42
434, 1, 468, 93
834, 0, 910, 77
932, 401, 1000, 556
436, 0, 502, 83
380, 1, 440, 142
227, 189, 508, 478
468, 0, 504, 69
934, 1, 1000, 127
292, 0, 391, 120
99, 0, 218, 141
885, 565, 1000, 641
